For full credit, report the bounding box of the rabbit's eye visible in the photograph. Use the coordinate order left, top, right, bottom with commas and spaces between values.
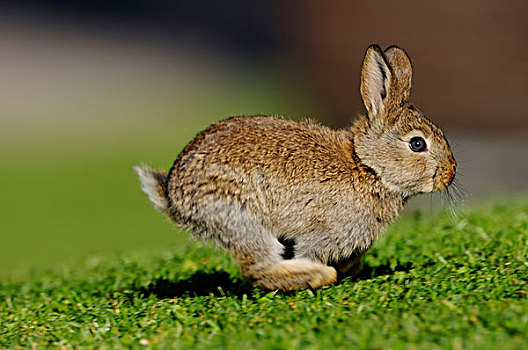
409, 137, 427, 152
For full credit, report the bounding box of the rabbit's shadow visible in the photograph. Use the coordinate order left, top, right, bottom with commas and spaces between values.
139, 270, 254, 299
352, 261, 415, 281
138, 261, 414, 299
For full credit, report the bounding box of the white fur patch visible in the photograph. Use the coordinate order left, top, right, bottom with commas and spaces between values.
133, 165, 168, 213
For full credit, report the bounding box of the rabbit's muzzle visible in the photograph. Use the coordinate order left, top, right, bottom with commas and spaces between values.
432, 158, 457, 191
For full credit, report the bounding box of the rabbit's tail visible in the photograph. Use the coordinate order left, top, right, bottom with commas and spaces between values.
133, 165, 169, 214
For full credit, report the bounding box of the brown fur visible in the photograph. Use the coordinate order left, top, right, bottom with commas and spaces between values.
134, 44, 456, 291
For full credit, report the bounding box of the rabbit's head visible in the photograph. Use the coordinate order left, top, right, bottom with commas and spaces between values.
353, 45, 456, 197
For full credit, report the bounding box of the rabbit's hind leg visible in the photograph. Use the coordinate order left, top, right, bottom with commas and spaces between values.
226, 227, 336, 290
232, 235, 337, 290
216, 219, 337, 291
223, 222, 336, 290
254, 258, 337, 291
187, 197, 336, 291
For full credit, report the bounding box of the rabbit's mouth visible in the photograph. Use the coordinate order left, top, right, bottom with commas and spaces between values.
432, 162, 456, 191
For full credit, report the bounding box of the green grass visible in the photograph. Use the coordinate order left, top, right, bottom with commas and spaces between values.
1, 198, 527, 349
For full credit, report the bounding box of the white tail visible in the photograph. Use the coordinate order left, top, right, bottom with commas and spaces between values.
133, 165, 168, 213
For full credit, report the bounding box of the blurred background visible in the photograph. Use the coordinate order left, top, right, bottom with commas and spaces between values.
1, 1, 527, 272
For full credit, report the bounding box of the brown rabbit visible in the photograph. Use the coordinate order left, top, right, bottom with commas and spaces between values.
134, 44, 456, 291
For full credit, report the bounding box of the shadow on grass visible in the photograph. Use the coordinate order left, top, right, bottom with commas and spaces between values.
353, 261, 415, 281
138, 261, 418, 299
139, 271, 254, 299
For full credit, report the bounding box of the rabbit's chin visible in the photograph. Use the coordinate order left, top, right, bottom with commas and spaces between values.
395, 176, 454, 196
384, 176, 451, 197
433, 179, 453, 192
419, 176, 454, 194
379, 179, 430, 198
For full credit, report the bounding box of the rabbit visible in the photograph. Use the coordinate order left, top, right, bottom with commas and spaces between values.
134, 44, 456, 291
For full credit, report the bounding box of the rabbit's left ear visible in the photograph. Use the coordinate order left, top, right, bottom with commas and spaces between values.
384, 46, 413, 103
360, 45, 393, 118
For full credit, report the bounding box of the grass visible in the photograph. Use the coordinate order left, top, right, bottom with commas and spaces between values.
1, 197, 527, 349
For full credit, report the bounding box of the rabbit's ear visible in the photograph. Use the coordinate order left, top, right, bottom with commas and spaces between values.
384, 46, 412, 102
360, 45, 392, 118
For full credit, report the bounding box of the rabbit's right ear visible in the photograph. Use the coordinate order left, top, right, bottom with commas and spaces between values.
360, 44, 392, 118
384, 46, 413, 103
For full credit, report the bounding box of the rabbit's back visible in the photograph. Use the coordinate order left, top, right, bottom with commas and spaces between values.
167, 116, 359, 208
170, 116, 355, 180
